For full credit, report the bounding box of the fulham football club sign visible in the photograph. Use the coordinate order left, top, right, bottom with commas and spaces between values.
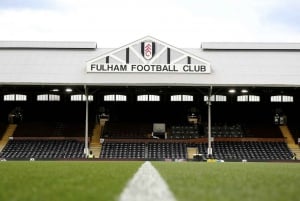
142, 41, 155, 60
86, 36, 211, 74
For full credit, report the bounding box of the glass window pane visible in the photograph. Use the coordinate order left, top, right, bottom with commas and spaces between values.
149, 95, 160, 101
183, 95, 193, 102
104, 94, 115, 101
137, 95, 147, 101
116, 94, 126, 101
171, 95, 181, 101
15, 94, 27, 101
4, 94, 15, 101
37, 94, 48, 101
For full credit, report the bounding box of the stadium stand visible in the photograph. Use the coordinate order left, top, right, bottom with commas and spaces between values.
0, 139, 85, 159
197, 141, 293, 160
100, 142, 145, 159
204, 123, 244, 138
1, 37, 300, 163
13, 121, 91, 137
100, 141, 187, 160
169, 124, 203, 139
147, 142, 187, 159
0, 88, 297, 161
99, 137, 293, 161
101, 122, 152, 138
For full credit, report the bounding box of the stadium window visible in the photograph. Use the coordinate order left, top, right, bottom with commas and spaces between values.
171, 95, 193, 102
71, 94, 82, 101
82, 95, 94, 101
137, 95, 148, 101
4, 94, 27, 101
282, 95, 293, 102
149, 95, 160, 101
4, 94, 15, 101
237, 95, 260, 102
171, 95, 181, 101
37, 94, 60, 101
115, 94, 127, 101
237, 95, 248, 102
271, 95, 293, 102
204, 95, 226, 102
71, 94, 93, 101
49, 94, 60, 101
104, 94, 126, 102
104, 94, 115, 101
249, 95, 260, 102
182, 95, 193, 101
16, 94, 27, 101
271, 95, 281, 102
37, 94, 48, 101
137, 94, 160, 102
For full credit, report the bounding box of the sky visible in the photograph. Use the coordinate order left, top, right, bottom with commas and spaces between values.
0, 0, 299, 48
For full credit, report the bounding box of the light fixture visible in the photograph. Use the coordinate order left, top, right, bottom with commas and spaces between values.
51, 89, 59, 92
228, 89, 236, 94
241, 89, 248, 93
65, 88, 72, 92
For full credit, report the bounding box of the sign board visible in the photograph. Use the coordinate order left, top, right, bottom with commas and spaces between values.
87, 63, 211, 74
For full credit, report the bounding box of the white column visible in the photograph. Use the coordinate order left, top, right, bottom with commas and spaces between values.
84, 85, 89, 156
207, 86, 213, 156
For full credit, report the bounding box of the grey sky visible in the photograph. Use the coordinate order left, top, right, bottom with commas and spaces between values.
0, 0, 299, 47
263, 1, 300, 31
0, 0, 57, 10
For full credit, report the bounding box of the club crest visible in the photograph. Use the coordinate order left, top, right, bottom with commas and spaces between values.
141, 41, 155, 60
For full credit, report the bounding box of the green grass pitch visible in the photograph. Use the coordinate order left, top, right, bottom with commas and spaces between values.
153, 162, 300, 201
0, 161, 143, 201
0, 161, 299, 201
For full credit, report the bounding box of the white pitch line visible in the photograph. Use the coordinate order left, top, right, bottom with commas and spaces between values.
118, 161, 177, 201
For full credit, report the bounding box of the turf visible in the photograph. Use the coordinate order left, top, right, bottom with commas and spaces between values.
0, 161, 299, 201
0, 161, 142, 201
153, 162, 300, 201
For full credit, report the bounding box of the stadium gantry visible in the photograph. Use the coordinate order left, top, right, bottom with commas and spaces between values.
0, 36, 300, 161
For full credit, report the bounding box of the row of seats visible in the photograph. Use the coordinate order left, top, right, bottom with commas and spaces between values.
100, 142, 187, 159
169, 125, 203, 139
0, 140, 293, 160
0, 140, 85, 159
204, 124, 244, 138
100, 141, 293, 160
100, 142, 145, 159
196, 141, 293, 160
102, 123, 246, 139
148, 142, 187, 159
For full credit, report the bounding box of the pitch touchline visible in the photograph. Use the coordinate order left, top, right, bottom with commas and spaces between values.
118, 161, 177, 201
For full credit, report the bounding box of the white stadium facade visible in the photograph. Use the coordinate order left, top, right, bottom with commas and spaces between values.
0, 36, 299, 160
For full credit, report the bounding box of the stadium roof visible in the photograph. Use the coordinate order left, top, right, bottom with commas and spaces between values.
0, 36, 300, 86
0, 41, 97, 49
201, 42, 300, 50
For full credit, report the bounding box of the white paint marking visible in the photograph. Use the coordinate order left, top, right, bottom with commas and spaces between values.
118, 161, 177, 201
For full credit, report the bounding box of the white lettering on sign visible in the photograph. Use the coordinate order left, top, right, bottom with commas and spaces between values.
87, 63, 211, 74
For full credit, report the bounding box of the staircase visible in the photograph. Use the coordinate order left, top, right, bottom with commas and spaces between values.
279, 126, 300, 160
0, 124, 17, 152
89, 123, 102, 158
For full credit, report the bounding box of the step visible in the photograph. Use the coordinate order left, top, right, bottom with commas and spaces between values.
280, 126, 295, 144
